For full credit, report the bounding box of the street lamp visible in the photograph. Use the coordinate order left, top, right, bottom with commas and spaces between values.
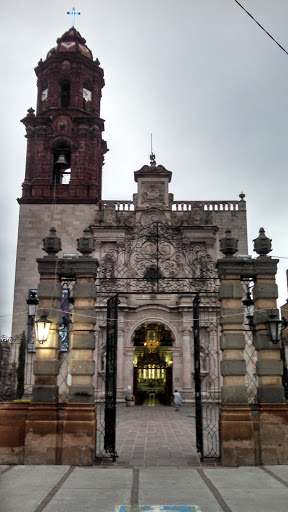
26, 290, 39, 316
242, 292, 255, 331
266, 314, 283, 344
35, 313, 52, 344
242, 292, 283, 344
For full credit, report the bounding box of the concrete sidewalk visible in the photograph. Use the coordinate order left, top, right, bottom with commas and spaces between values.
1, 464, 288, 512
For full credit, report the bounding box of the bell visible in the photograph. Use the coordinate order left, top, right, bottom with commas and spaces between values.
55, 153, 69, 168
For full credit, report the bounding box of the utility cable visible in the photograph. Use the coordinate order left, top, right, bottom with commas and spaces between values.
233, 0, 288, 56
1, 306, 281, 324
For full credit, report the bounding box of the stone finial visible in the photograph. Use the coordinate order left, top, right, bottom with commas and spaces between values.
239, 192, 245, 201
27, 107, 35, 117
253, 227, 272, 257
220, 228, 238, 257
77, 227, 94, 256
42, 227, 62, 257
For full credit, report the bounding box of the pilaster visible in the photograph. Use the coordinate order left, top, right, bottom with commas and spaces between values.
117, 326, 125, 396
123, 347, 135, 393
217, 238, 255, 466
182, 328, 192, 389
32, 256, 62, 403
217, 259, 248, 404
69, 258, 98, 402
253, 257, 285, 403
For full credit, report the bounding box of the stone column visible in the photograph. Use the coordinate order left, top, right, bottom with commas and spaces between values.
252, 229, 287, 465
62, 228, 98, 465
32, 227, 62, 403
123, 347, 135, 394
217, 232, 248, 404
172, 348, 182, 390
69, 229, 98, 402
25, 227, 62, 464
182, 328, 192, 391
216, 229, 255, 466
253, 229, 284, 404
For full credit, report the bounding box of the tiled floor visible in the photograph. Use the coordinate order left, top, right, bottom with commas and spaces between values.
114, 403, 202, 467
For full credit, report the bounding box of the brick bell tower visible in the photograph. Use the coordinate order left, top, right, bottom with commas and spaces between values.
19, 27, 107, 204
12, 28, 107, 336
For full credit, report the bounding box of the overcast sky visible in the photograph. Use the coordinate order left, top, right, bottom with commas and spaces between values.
1, 0, 288, 335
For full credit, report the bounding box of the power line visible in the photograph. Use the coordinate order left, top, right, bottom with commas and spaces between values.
233, 0, 288, 57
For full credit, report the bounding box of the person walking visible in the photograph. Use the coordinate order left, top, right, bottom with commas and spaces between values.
172, 389, 182, 411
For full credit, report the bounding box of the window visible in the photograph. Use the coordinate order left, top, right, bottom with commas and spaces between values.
40, 84, 48, 112
41, 87, 48, 102
83, 81, 92, 111
60, 79, 70, 108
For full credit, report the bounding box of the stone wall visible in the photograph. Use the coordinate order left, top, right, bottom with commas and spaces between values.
12, 203, 96, 337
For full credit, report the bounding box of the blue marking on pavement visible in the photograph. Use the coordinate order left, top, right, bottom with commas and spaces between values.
117, 507, 200, 511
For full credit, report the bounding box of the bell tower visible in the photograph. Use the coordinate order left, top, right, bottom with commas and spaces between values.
19, 27, 107, 204
12, 27, 107, 336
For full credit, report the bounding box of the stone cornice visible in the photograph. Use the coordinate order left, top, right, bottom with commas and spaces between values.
216, 257, 279, 279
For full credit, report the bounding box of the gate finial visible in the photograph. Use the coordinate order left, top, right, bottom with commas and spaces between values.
219, 228, 238, 257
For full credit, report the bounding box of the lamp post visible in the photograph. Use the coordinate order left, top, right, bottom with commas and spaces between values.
35, 313, 52, 344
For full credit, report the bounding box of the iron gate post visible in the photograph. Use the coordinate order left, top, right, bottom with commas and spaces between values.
193, 293, 203, 456
104, 295, 119, 461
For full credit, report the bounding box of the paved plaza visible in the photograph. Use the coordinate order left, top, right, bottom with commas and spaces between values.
1, 404, 288, 512
113, 403, 202, 467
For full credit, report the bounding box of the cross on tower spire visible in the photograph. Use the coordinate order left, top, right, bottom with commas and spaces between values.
67, 7, 81, 28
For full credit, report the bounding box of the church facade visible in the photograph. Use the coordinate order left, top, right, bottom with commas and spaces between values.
5, 26, 288, 467
12, 28, 248, 404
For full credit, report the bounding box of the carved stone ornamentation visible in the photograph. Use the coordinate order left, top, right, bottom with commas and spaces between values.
142, 184, 164, 205
96, 221, 217, 293
42, 227, 62, 257
191, 205, 203, 224
220, 228, 238, 257
103, 205, 117, 226
124, 215, 135, 228
98, 254, 115, 280
77, 227, 94, 256
140, 209, 166, 226
253, 227, 272, 257
54, 116, 71, 134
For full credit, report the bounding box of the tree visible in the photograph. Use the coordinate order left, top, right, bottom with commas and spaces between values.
16, 331, 26, 399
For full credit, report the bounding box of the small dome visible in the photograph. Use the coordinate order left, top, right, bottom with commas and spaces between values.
46, 27, 93, 60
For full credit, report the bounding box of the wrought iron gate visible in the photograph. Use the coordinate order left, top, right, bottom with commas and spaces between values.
193, 294, 203, 455
95, 295, 119, 461
95, 221, 221, 461
194, 293, 220, 459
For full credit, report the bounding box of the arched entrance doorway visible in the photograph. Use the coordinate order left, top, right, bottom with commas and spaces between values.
132, 323, 173, 405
